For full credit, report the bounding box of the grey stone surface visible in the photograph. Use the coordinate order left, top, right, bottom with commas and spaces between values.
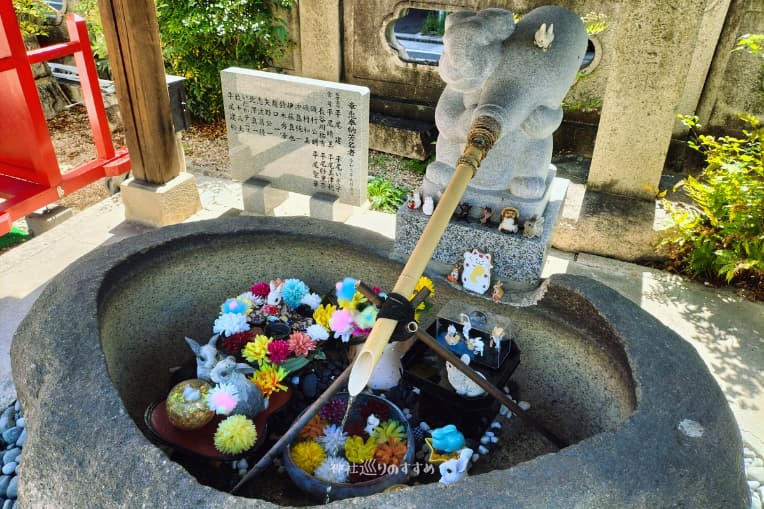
24, 206, 73, 236
393, 178, 568, 286
11, 216, 747, 507
421, 7, 586, 220
222, 67, 369, 206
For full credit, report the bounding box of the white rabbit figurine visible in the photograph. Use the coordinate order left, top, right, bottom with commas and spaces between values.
446, 354, 486, 397
422, 196, 434, 215
185, 335, 221, 381
468, 337, 485, 356
439, 447, 473, 485
364, 414, 380, 435
267, 278, 284, 306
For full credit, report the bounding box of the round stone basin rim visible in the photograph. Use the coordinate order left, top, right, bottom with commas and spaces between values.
10, 217, 747, 508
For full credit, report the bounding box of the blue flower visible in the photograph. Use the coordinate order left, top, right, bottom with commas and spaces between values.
221, 297, 251, 315
282, 279, 309, 309
336, 277, 357, 302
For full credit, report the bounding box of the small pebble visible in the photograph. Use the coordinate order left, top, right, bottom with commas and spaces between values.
13, 464, 18, 474
745, 448, 756, 459
12, 402, 19, 413
2, 448, 20, 465
491, 421, 501, 429
1, 499, 11, 509
752, 492, 762, 509
5, 475, 16, 499
478, 445, 489, 455
518, 401, 531, 411
2, 427, 20, 446
749, 480, 761, 490
748, 467, 764, 484
15, 430, 25, 447
0, 476, 10, 497
0, 408, 14, 433
480, 436, 489, 445
1, 462, 15, 475
14, 418, 22, 430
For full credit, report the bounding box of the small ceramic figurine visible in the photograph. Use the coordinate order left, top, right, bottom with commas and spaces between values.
446, 354, 486, 397
364, 414, 380, 435
534, 23, 555, 51
407, 189, 421, 209
480, 206, 493, 225
422, 195, 434, 215
210, 356, 266, 418
468, 337, 485, 356
498, 207, 519, 234
490, 326, 505, 357
523, 215, 545, 238
431, 424, 466, 453
439, 447, 473, 485
444, 324, 461, 346
453, 202, 472, 221
461, 249, 493, 294
185, 335, 222, 381
458, 313, 472, 341
447, 264, 460, 283
492, 281, 504, 302
267, 278, 284, 306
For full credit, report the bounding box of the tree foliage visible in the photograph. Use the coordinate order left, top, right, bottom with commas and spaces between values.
156, 0, 294, 122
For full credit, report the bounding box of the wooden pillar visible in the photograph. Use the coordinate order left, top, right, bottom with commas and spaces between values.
97, 0, 182, 184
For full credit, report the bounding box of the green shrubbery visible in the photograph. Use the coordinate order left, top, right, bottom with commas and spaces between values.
367, 176, 409, 213
156, 0, 294, 122
660, 114, 763, 283
11, 0, 51, 36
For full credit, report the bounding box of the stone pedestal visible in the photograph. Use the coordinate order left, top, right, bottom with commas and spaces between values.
120, 172, 201, 227
392, 177, 569, 291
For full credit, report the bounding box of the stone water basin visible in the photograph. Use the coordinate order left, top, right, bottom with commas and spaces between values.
11, 217, 748, 507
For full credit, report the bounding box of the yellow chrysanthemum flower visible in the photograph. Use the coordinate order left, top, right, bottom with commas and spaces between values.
251, 362, 288, 397
313, 303, 337, 329
242, 335, 271, 363
410, 276, 435, 320
337, 291, 367, 311
344, 435, 377, 463
291, 440, 326, 474
213, 414, 257, 454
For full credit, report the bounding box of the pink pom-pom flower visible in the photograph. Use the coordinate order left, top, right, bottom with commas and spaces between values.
207, 384, 239, 415
251, 281, 270, 298
329, 309, 354, 342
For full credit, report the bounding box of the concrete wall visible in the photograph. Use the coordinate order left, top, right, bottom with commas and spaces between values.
279, 0, 764, 199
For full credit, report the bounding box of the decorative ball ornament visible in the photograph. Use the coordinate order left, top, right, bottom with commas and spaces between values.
166, 379, 214, 430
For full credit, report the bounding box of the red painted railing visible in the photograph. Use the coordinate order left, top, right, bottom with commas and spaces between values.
0, 1, 130, 235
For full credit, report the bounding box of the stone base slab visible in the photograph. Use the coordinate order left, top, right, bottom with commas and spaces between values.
120, 172, 201, 227
392, 177, 569, 287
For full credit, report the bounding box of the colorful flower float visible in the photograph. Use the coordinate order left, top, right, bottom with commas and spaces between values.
283, 393, 415, 501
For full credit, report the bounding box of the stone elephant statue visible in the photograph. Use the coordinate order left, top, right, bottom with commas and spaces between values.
420, 6, 587, 221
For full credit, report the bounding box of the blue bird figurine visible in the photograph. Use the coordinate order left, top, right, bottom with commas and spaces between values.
431, 424, 466, 453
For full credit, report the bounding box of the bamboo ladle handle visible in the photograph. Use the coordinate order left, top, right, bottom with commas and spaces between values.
348, 116, 501, 396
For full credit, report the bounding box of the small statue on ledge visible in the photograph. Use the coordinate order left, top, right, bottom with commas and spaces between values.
498, 207, 519, 234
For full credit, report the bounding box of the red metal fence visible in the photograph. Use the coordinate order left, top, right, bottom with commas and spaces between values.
0, 0, 130, 235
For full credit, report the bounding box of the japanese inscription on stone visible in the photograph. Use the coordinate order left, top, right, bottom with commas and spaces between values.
222, 68, 369, 206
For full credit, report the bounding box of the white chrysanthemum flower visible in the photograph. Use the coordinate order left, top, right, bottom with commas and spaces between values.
207, 383, 240, 415
318, 424, 348, 455
313, 455, 350, 484
213, 312, 250, 337
237, 291, 256, 305
300, 292, 322, 310
306, 324, 330, 342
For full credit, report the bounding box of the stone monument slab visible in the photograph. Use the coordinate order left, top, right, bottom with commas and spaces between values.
222, 67, 369, 206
